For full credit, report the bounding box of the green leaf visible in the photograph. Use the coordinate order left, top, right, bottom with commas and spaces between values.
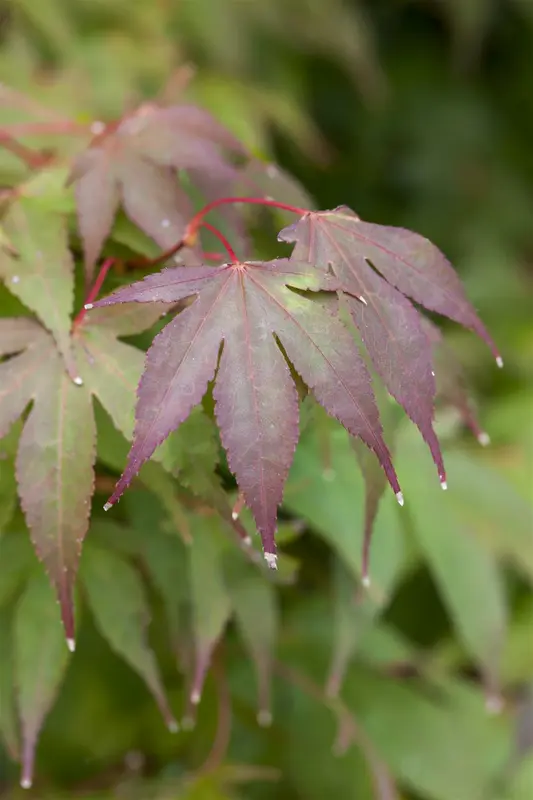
396, 428, 508, 695
285, 420, 407, 604
0, 608, 18, 759
343, 670, 504, 800
188, 516, 233, 706
0, 530, 36, 609
0, 424, 19, 534
14, 572, 70, 789
80, 543, 178, 731
441, 450, 533, 584
326, 557, 375, 698
227, 562, 278, 724
0, 196, 78, 380
16, 352, 96, 646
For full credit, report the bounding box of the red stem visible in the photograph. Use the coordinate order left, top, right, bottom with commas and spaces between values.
0, 121, 90, 138
0, 133, 50, 169
201, 222, 238, 263
188, 196, 306, 235
72, 258, 115, 329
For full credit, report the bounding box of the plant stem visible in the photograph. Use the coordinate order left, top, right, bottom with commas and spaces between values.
201, 222, 238, 263
0, 133, 51, 169
72, 258, 115, 329
0, 121, 90, 138
188, 195, 306, 235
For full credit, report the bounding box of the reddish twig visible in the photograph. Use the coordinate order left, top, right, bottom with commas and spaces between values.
187, 196, 306, 236
0, 121, 90, 138
201, 222, 238, 263
72, 258, 115, 329
0, 133, 51, 169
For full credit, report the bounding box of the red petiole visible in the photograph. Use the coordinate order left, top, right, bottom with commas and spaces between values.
72, 258, 115, 329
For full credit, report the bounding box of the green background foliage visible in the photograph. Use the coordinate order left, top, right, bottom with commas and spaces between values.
0, 1, 532, 798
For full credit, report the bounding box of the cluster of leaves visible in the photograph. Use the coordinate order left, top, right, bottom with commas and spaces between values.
1, 16, 532, 795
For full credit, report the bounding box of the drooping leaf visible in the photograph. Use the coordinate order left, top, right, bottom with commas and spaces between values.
343, 669, 507, 800
69, 103, 246, 279
0, 531, 36, 609
423, 318, 488, 444
14, 572, 70, 789
80, 542, 178, 732
0, 196, 78, 380
326, 557, 374, 699
0, 321, 95, 644
395, 427, 508, 698
0, 608, 18, 759
188, 516, 232, 708
280, 206, 501, 482
226, 562, 278, 724
89, 258, 402, 564
285, 420, 407, 600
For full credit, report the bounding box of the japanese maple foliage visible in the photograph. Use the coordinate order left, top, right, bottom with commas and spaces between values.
0, 85, 501, 790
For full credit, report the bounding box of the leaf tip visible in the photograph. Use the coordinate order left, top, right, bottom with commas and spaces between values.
84, 303, 94, 310
485, 693, 504, 715
190, 689, 201, 705
73, 376, 84, 386
181, 715, 196, 731
257, 709, 273, 727
66, 637, 76, 653
496, 356, 504, 369
477, 431, 491, 447
395, 490, 404, 507
20, 777, 32, 790
263, 552, 278, 570
103, 501, 113, 511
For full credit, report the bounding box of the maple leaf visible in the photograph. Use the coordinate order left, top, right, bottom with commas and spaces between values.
0, 299, 169, 645
69, 103, 247, 280
88, 258, 402, 566
279, 206, 501, 485
0, 320, 95, 649
0, 196, 79, 381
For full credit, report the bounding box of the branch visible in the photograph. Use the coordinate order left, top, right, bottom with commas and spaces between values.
72, 258, 115, 329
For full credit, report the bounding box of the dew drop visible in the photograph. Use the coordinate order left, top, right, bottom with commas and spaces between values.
396, 491, 404, 506
242, 535, 252, 546
67, 637, 76, 653
496, 356, 504, 368
20, 777, 32, 790
84, 303, 94, 310
257, 709, 273, 727
190, 689, 201, 705
485, 693, 504, 715
478, 431, 490, 446
11, 275, 20, 284
431, 370, 435, 377
91, 120, 105, 135
440, 480, 448, 491
264, 552, 278, 570
103, 501, 112, 511
359, 295, 367, 306
362, 574, 371, 588
73, 376, 83, 386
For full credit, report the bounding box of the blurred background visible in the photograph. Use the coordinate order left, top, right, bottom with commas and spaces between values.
0, 1, 532, 798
